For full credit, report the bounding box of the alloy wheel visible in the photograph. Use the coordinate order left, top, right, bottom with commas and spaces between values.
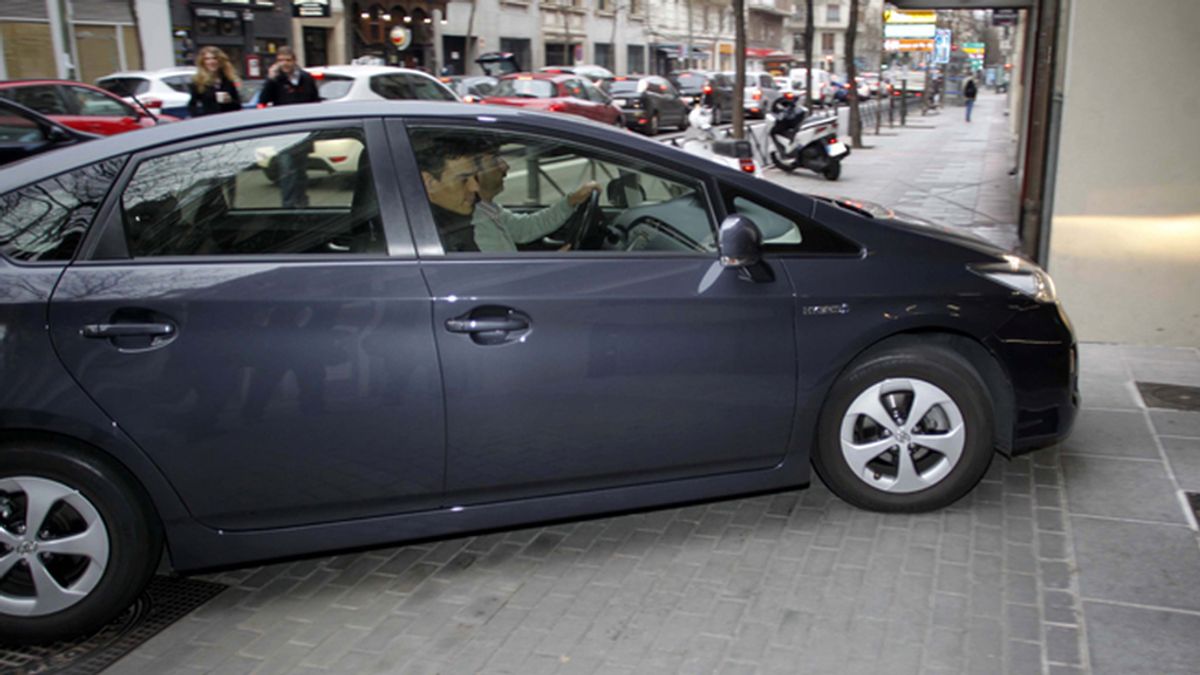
0, 476, 109, 617
839, 378, 966, 493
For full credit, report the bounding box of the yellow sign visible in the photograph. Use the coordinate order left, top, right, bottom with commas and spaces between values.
884, 8, 936, 24
719, 43, 734, 55
884, 38, 934, 52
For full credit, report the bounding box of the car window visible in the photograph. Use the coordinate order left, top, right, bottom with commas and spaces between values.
316, 74, 354, 100
605, 79, 641, 95
0, 158, 125, 262
562, 79, 587, 99
2, 86, 69, 116
579, 78, 609, 103
119, 127, 385, 257
728, 194, 859, 254
671, 73, 705, 89
97, 78, 150, 98
369, 74, 457, 101
493, 78, 556, 98
408, 126, 716, 255
162, 75, 192, 93
0, 108, 45, 142
66, 86, 134, 117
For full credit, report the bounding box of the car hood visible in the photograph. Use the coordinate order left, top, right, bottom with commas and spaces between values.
827, 196, 1008, 257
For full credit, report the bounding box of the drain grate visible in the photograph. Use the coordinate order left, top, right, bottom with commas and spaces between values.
0, 576, 226, 674
1136, 382, 1200, 412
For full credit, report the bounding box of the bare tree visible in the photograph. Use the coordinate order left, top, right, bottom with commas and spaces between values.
464, 0, 477, 72
845, 0, 863, 148
733, 0, 745, 139
804, 0, 814, 109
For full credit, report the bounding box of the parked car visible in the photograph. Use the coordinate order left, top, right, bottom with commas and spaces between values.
789, 67, 835, 106
0, 97, 96, 166
537, 64, 615, 83
0, 101, 1076, 644
439, 75, 499, 103
306, 65, 458, 103
481, 73, 622, 126
95, 67, 194, 118
725, 70, 783, 118
601, 75, 689, 135
668, 70, 736, 124
0, 80, 176, 135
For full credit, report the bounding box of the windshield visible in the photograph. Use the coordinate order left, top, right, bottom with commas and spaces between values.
493, 79, 556, 98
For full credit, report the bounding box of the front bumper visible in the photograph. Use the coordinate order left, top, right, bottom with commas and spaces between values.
987, 301, 1080, 454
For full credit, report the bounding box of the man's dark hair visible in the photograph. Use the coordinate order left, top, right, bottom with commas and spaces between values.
412, 132, 481, 178
276, 46, 295, 59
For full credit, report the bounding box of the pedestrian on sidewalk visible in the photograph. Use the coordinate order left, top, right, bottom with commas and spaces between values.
259, 46, 321, 208
187, 46, 241, 117
964, 78, 978, 122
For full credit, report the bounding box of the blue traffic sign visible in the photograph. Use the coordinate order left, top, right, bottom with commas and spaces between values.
934, 29, 951, 64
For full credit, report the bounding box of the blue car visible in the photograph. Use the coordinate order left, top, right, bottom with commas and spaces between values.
0, 102, 1077, 642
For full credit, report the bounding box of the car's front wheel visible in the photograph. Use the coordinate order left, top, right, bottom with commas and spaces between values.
0, 443, 161, 643
813, 342, 995, 512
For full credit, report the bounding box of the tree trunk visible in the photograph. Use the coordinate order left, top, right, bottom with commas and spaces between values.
464, 0, 477, 73
845, 0, 863, 148
733, 0, 745, 139
804, 0, 814, 109
686, 0, 694, 70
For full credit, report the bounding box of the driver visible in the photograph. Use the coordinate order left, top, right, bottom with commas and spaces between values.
472, 140, 600, 252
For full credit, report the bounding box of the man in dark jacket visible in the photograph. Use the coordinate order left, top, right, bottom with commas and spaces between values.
964, 78, 978, 123
260, 47, 321, 107
260, 47, 321, 207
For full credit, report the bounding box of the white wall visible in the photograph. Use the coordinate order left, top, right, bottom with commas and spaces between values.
1048, 0, 1200, 347
134, 0, 173, 70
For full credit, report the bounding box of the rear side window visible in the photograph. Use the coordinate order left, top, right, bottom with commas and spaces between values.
1, 86, 69, 116
0, 158, 125, 262
97, 78, 150, 97
370, 74, 456, 101
162, 76, 192, 93
317, 74, 354, 100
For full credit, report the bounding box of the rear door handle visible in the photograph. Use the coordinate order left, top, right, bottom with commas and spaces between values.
81, 322, 176, 339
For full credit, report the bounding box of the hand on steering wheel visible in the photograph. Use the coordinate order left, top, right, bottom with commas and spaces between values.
561, 188, 600, 251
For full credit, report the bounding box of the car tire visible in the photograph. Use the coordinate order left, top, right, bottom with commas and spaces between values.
712, 106, 722, 126
646, 113, 660, 136
812, 341, 995, 513
0, 442, 162, 644
677, 110, 690, 131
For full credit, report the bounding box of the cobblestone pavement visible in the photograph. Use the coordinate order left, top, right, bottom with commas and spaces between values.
103, 93, 1200, 674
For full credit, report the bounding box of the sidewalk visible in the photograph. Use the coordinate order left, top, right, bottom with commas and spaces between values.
769, 91, 1021, 251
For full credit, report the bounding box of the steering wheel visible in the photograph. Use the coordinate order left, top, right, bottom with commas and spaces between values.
559, 188, 600, 250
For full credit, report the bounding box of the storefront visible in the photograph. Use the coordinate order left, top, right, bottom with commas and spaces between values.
170, 0, 292, 78
291, 0, 346, 66
349, 2, 447, 70
0, 0, 147, 81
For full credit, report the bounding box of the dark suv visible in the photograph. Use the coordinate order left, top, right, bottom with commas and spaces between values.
601, 75, 689, 135
668, 70, 736, 125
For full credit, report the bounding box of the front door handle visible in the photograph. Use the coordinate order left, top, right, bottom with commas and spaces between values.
81, 322, 176, 339
444, 317, 529, 333
444, 307, 531, 346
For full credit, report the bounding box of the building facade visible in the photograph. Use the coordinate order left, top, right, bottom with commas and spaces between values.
168, 0, 293, 78
787, 0, 883, 77
0, 0, 173, 82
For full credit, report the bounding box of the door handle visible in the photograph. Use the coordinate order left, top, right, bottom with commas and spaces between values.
81, 322, 176, 339
444, 317, 528, 334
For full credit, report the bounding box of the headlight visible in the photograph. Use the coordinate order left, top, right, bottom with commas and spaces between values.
969, 254, 1058, 303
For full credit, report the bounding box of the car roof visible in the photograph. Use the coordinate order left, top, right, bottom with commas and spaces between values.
0, 79, 110, 89
309, 65, 435, 78
500, 72, 569, 82
98, 67, 194, 79
0, 99, 657, 189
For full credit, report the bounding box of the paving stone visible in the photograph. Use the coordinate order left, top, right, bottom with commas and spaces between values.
1061, 455, 1186, 523
1070, 516, 1200, 611
1061, 409, 1159, 457
1149, 409, 1200, 437
1084, 601, 1200, 675
1162, 436, 1200, 491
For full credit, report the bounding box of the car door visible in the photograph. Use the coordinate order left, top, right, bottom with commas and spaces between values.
561, 78, 601, 121
660, 78, 687, 125
48, 119, 447, 531
398, 121, 799, 506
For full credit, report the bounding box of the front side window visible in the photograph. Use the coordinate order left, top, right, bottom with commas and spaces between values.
120, 127, 384, 257
66, 86, 134, 117
0, 158, 125, 262
316, 74, 354, 100
369, 74, 457, 101
493, 78, 555, 99
97, 78, 150, 98
408, 126, 714, 255
1, 86, 69, 116
162, 75, 192, 93
728, 193, 859, 254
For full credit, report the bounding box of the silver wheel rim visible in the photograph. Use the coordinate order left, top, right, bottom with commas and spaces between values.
0, 476, 109, 617
839, 378, 966, 494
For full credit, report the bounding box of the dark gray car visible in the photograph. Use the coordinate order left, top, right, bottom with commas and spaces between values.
0, 102, 1077, 644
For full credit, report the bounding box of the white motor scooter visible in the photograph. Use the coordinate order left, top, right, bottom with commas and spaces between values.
666, 106, 762, 176
752, 95, 849, 180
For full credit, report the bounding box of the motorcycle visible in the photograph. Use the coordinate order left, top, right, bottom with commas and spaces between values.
755, 94, 849, 180
666, 105, 762, 177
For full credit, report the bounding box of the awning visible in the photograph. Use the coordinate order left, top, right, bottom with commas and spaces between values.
744, 48, 793, 58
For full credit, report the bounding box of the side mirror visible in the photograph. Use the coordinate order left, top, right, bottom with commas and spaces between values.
719, 214, 762, 268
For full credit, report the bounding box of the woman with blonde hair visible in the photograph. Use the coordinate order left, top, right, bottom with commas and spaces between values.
187, 46, 242, 117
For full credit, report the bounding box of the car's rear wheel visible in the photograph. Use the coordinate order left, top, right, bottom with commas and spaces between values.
0, 443, 161, 644
646, 113, 660, 135
813, 342, 995, 512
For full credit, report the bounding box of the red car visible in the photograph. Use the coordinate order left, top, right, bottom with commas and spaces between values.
0, 79, 176, 136
481, 73, 623, 126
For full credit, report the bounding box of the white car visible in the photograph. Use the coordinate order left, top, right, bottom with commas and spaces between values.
307, 65, 458, 103
96, 67, 195, 118
255, 136, 366, 183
